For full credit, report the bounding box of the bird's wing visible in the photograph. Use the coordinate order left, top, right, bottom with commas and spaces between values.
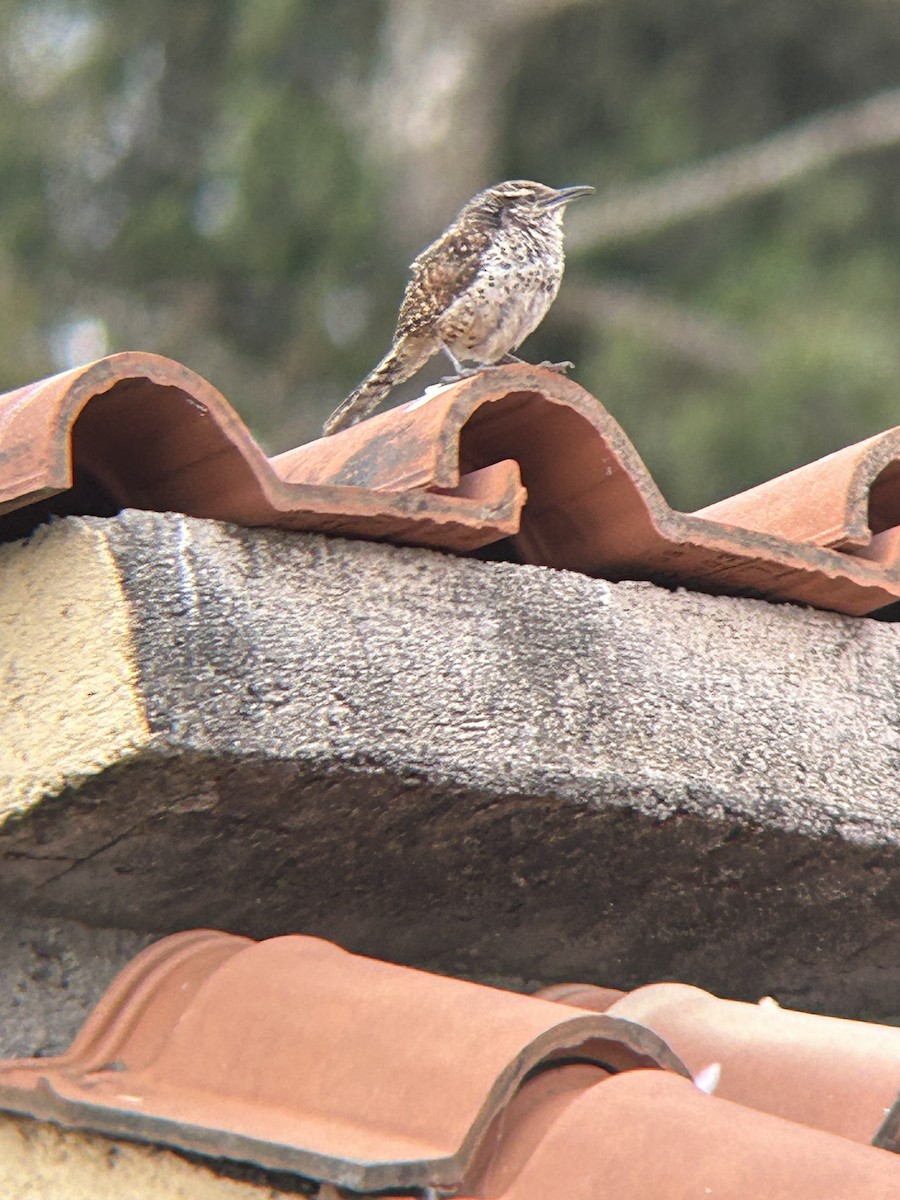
395, 224, 492, 338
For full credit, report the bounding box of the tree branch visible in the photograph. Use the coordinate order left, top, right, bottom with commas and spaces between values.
567, 88, 900, 250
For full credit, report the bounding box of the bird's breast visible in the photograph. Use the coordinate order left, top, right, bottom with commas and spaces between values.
436, 246, 564, 364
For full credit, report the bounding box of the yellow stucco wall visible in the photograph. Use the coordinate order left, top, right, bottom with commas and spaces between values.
0, 1112, 305, 1199
0, 521, 150, 819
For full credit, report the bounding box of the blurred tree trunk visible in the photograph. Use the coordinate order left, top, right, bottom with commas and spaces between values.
359, 0, 591, 251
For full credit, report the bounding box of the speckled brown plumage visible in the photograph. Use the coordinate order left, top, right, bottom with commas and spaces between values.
395, 221, 494, 338
323, 181, 593, 436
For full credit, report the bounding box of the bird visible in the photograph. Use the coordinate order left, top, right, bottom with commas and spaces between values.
322, 180, 593, 436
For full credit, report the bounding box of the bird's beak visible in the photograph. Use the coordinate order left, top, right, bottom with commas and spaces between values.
539, 185, 595, 210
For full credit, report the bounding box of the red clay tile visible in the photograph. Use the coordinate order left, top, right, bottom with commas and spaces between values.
534, 982, 625, 1010
458, 1069, 900, 1199
280, 367, 900, 613
695, 433, 900, 551
591, 981, 900, 1147
5, 352, 900, 614
0, 931, 687, 1192
0, 353, 525, 552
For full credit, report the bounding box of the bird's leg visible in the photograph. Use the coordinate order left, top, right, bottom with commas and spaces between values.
440, 342, 466, 375
437, 343, 575, 388
437, 342, 491, 385
438, 343, 529, 385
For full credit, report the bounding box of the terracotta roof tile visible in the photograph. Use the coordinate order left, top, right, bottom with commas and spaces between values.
540, 979, 900, 1147
0, 931, 686, 1193
4, 351, 900, 614
695, 434, 900, 550
458, 1069, 899, 1199
0, 354, 525, 553
2, 933, 900, 1195
535, 982, 626, 1010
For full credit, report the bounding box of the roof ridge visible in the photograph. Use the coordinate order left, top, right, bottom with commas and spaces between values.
3, 352, 900, 613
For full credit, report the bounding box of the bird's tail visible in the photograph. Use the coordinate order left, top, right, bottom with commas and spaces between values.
322, 334, 436, 436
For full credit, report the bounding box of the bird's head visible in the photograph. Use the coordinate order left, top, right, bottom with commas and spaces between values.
465, 180, 594, 232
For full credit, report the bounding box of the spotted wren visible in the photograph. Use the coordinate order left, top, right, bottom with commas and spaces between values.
322, 180, 593, 436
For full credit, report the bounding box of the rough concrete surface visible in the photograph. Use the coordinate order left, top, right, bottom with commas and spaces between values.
2, 510, 900, 1018
0, 913, 154, 1059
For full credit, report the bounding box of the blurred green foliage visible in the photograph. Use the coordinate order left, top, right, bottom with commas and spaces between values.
3, 0, 900, 508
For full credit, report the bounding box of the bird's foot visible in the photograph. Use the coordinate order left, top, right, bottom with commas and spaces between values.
440, 360, 572, 387
497, 354, 573, 375
438, 365, 497, 385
